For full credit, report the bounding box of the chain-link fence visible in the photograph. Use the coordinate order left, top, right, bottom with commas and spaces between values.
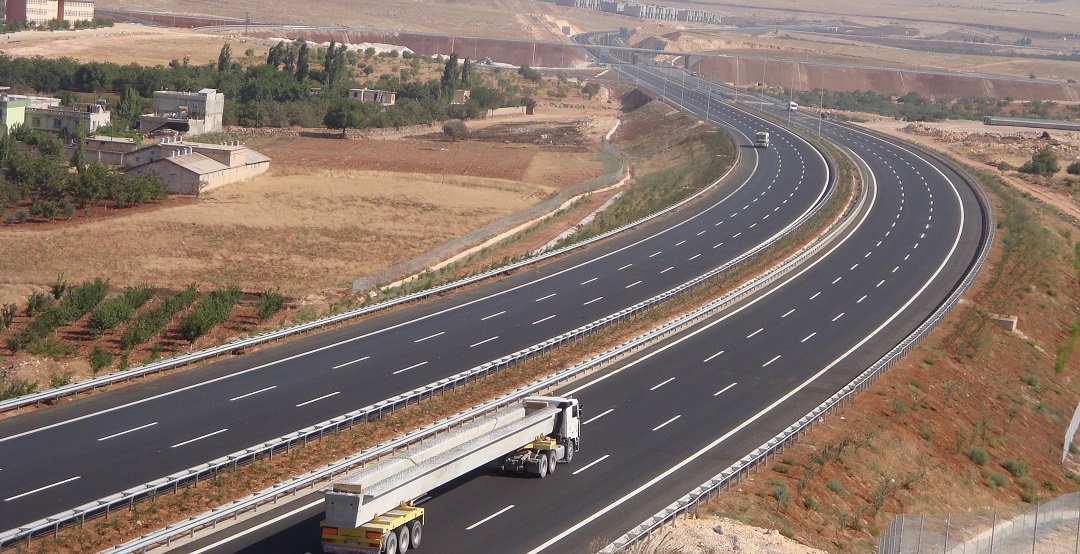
880, 493, 1080, 554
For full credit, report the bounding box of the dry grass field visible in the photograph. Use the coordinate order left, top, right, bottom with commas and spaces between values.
0, 24, 258, 66
0, 119, 616, 307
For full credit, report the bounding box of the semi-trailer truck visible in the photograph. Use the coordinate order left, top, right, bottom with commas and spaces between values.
321, 396, 581, 554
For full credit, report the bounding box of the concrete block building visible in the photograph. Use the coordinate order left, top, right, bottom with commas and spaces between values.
139, 88, 225, 136
348, 88, 396, 106
124, 137, 271, 195
0, 90, 110, 134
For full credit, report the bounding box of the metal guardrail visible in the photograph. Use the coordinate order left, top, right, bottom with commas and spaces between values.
0, 135, 726, 416
599, 122, 996, 553
103, 122, 856, 554
1, 108, 839, 548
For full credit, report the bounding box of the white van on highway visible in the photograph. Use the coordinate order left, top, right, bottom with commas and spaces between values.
788, 101, 799, 112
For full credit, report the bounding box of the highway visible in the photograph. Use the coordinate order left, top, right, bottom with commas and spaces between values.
0, 57, 831, 531
177, 37, 988, 554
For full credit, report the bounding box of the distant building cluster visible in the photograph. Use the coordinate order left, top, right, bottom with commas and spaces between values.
552, 0, 721, 24
0, 84, 270, 195
0, 0, 95, 24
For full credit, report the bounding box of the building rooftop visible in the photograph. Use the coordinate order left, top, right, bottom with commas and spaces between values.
158, 152, 229, 175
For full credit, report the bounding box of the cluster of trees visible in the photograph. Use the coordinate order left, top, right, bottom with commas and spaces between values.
0, 41, 540, 132
1, 125, 167, 224
0, 16, 113, 34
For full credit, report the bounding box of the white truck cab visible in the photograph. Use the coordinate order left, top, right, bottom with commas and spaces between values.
788, 101, 799, 112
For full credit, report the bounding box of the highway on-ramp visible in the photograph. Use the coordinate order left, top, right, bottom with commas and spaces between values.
187, 40, 987, 554
0, 68, 831, 532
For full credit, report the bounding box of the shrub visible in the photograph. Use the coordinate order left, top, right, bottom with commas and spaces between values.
25, 291, 51, 317
773, 463, 791, 474
985, 471, 1009, 488
968, 446, 989, 465
771, 483, 791, 510
0, 303, 15, 330
15, 208, 28, 223
803, 496, 820, 511
1018, 146, 1059, 176
3, 213, 13, 225
827, 479, 844, 493
88, 345, 114, 375
1021, 372, 1041, 387
0, 378, 37, 400
255, 289, 285, 323
1001, 458, 1029, 477
49, 372, 71, 388
1068, 160, 1080, 176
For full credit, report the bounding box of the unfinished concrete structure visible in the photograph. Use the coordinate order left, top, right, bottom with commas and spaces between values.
139, 88, 225, 136
347, 88, 396, 106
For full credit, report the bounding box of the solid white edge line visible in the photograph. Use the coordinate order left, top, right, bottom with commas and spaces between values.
4, 475, 81, 502
530, 122, 968, 554
572, 454, 610, 475
467, 505, 515, 530
98, 422, 158, 441
171, 428, 228, 449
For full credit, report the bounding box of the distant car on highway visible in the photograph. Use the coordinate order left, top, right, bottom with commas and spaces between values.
788, 101, 799, 112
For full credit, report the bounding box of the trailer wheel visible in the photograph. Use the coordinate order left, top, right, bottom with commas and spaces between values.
564, 443, 574, 463
383, 529, 399, 554
408, 520, 422, 549
537, 454, 548, 478
397, 524, 411, 554
546, 450, 557, 474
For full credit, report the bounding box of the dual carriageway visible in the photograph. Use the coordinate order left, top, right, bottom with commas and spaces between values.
0, 34, 990, 553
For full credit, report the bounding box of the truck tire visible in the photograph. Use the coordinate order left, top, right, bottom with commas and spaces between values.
408, 520, 422, 549
546, 450, 557, 474
537, 455, 548, 478
397, 524, 411, 554
564, 443, 574, 463
383, 529, 399, 554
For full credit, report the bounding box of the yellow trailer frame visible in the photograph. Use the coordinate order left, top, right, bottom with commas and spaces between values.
322, 502, 425, 554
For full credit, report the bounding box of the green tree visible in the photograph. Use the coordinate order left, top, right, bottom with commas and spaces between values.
218, 42, 232, 73
296, 39, 310, 81
460, 57, 473, 88
116, 86, 142, 127
442, 119, 469, 142
1019, 146, 1060, 177
324, 100, 363, 137
580, 82, 601, 99
441, 53, 460, 94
